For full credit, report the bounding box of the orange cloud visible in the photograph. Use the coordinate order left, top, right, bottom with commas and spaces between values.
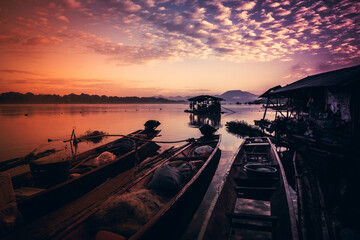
57, 15, 70, 23
26, 36, 63, 45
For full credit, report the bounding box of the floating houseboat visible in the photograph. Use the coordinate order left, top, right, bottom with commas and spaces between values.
185, 95, 223, 115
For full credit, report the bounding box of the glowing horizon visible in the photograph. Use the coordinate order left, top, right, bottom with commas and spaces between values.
0, 0, 359, 97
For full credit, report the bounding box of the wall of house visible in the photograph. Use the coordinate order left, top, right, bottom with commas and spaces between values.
350, 84, 360, 145
326, 88, 351, 122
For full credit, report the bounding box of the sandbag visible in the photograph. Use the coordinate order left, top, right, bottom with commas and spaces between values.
89, 189, 167, 238
168, 161, 197, 183
110, 139, 134, 156
93, 151, 116, 166
194, 145, 213, 156
147, 164, 182, 197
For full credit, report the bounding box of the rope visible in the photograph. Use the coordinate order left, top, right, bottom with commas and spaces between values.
2, 133, 197, 169
50, 134, 196, 144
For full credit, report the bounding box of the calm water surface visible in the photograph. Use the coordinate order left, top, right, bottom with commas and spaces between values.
0, 103, 272, 239
0, 104, 267, 161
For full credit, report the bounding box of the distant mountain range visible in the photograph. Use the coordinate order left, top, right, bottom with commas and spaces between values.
216, 90, 259, 103
0, 92, 184, 104
155, 90, 259, 103
0, 90, 259, 104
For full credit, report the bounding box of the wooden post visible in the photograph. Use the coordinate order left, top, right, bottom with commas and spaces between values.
263, 98, 270, 120
293, 152, 307, 240
0, 173, 23, 235
134, 139, 140, 166
69, 129, 75, 160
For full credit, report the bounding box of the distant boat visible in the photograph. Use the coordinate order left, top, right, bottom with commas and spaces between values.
200, 137, 299, 240
184, 95, 223, 115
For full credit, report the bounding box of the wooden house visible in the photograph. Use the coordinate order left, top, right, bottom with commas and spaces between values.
259, 65, 360, 145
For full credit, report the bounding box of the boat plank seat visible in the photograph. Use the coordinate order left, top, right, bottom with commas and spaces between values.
14, 187, 46, 200
233, 163, 278, 168
235, 186, 276, 201
235, 186, 277, 191
229, 213, 275, 234
228, 212, 278, 222
245, 153, 268, 155
246, 157, 269, 162
95, 230, 126, 240
228, 200, 278, 237
228, 228, 273, 240
172, 156, 208, 161
234, 177, 279, 187
230, 221, 273, 232
244, 143, 270, 146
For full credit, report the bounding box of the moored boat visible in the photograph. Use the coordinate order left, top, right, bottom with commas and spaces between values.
44, 126, 221, 240
199, 137, 298, 240
0, 121, 161, 228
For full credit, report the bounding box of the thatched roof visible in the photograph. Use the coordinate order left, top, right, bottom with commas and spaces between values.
260, 65, 360, 97
187, 95, 223, 102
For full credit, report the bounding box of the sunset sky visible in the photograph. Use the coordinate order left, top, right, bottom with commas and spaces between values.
0, 0, 359, 97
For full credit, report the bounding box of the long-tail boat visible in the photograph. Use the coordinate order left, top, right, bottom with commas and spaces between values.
5, 125, 221, 240
0, 120, 161, 230
199, 137, 298, 240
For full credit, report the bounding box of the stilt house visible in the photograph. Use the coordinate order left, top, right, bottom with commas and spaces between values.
259, 65, 360, 144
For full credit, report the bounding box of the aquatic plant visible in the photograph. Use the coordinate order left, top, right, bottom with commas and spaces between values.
81, 130, 108, 143
225, 120, 264, 137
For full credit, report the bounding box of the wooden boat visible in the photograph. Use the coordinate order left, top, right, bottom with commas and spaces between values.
199, 137, 298, 240
42, 129, 221, 240
4, 121, 161, 223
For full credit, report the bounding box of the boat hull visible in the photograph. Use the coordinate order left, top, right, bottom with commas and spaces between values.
133, 142, 221, 240
16, 129, 160, 221
56, 134, 222, 240
200, 137, 298, 240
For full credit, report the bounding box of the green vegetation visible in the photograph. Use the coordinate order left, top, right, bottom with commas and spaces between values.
226, 120, 265, 137
245, 99, 267, 104
80, 130, 108, 143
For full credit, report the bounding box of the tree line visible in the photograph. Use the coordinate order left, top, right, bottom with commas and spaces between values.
0, 92, 185, 104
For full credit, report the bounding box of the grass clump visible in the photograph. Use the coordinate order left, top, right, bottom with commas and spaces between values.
81, 130, 108, 143
226, 120, 264, 137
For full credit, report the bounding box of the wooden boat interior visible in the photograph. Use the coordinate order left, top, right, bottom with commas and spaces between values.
57, 135, 221, 240
127, 138, 216, 195
202, 137, 298, 240
13, 130, 157, 191
8, 128, 160, 222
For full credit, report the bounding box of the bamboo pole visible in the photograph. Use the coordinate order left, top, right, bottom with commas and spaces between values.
293, 151, 307, 240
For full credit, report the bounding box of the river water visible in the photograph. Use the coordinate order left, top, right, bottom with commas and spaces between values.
0, 103, 272, 238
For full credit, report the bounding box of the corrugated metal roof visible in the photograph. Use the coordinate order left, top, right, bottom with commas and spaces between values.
187, 95, 223, 101
266, 65, 360, 96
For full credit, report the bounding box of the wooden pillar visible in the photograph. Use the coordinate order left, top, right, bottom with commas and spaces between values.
262, 98, 270, 120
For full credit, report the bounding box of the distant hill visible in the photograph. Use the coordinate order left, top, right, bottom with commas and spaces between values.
217, 90, 258, 103
153, 95, 190, 101
0, 92, 184, 104
0, 91, 259, 104
154, 90, 259, 103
